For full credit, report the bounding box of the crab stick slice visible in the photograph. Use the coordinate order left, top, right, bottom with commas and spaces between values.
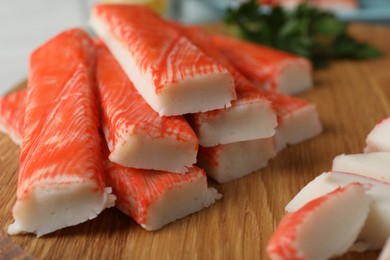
105, 159, 221, 231
379, 236, 390, 260
266, 90, 322, 152
197, 138, 275, 183
212, 34, 312, 95
7, 29, 116, 237
177, 26, 277, 147
268, 183, 370, 260
0, 90, 26, 145
90, 4, 236, 116
270, 184, 371, 259
332, 152, 390, 182
286, 171, 390, 250
364, 118, 390, 153
96, 42, 198, 173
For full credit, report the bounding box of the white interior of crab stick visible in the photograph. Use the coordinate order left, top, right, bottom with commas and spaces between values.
89, 13, 235, 117
268, 184, 371, 260
275, 104, 322, 152
276, 61, 313, 95
8, 183, 115, 237
197, 137, 276, 183
106, 126, 198, 173
191, 98, 277, 147
332, 152, 390, 182
364, 118, 390, 153
142, 173, 221, 231
286, 171, 390, 250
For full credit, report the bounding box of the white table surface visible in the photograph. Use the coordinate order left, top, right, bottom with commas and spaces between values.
0, 0, 88, 95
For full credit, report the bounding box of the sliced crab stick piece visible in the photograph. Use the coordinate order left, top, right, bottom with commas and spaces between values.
266, 90, 322, 152
212, 34, 312, 95
268, 184, 370, 260
7, 29, 116, 237
364, 118, 390, 153
197, 137, 275, 183
178, 26, 277, 147
96, 42, 198, 173
379, 236, 390, 260
105, 159, 221, 231
90, 4, 236, 116
332, 152, 390, 182
286, 171, 390, 250
0, 90, 26, 145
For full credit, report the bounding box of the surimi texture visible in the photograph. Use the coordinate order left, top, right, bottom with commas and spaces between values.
96, 42, 198, 173
197, 138, 276, 183
90, 4, 236, 116
212, 34, 312, 95
265, 90, 322, 151
177, 26, 277, 147
8, 29, 115, 237
0, 90, 26, 144
105, 159, 221, 231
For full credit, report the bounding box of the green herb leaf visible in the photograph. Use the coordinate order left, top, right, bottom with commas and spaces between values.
225, 0, 383, 68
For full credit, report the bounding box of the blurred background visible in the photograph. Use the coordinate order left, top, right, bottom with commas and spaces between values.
0, 0, 389, 95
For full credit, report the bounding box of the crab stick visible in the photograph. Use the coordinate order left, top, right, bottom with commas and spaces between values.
268, 184, 370, 260
212, 34, 312, 95
105, 157, 221, 231
96, 42, 198, 173
286, 171, 390, 250
177, 26, 277, 147
0, 90, 26, 145
197, 137, 275, 183
364, 118, 390, 153
7, 29, 116, 237
90, 4, 236, 116
332, 152, 390, 182
267, 90, 322, 152
379, 236, 390, 260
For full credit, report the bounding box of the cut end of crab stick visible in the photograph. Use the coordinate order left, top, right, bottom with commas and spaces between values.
275, 60, 313, 95
8, 185, 115, 237
286, 171, 390, 250
197, 137, 276, 183
96, 42, 198, 173
332, 152, 390, 182
188, 97, 277, 147
106, 128, 198, 173
90, 5, 236, 116
106, 163, 221, 231
0, 90, 26, 145
364, 118, 390, 153
268, 184, 371, 260
270, 91, 322, 152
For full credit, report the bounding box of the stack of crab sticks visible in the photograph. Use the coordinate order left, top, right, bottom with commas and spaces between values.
0, 3, 322, 236
268, 116, 390, 258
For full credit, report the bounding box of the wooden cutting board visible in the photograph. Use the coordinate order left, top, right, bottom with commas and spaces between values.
1, 23, 389, 260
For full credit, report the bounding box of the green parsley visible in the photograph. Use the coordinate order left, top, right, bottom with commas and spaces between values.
225, 0, 382, 68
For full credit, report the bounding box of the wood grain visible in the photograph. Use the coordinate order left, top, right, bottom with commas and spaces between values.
0, 23, 389, 259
